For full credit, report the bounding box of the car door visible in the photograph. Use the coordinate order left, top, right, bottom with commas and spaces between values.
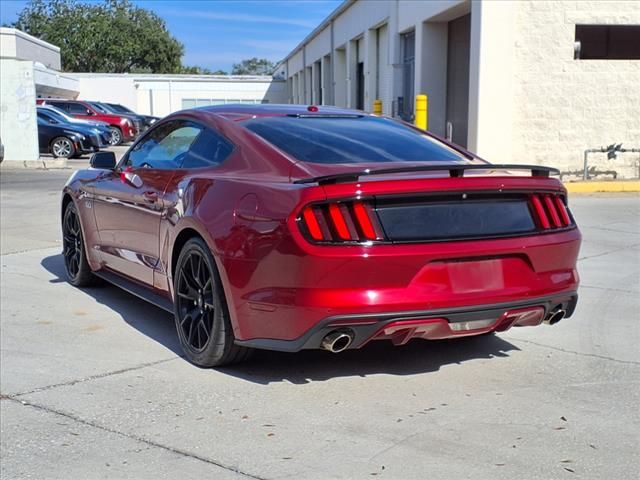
90, 120, 203, 286
153, 123, 236, 296
36, 119, 55, 153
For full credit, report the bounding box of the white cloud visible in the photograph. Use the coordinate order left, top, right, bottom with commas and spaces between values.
238, 39, 299, 53
163, 9, 319, 28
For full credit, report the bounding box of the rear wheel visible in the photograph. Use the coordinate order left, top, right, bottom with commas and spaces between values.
62, 202, 97, 287
108, 126, 122, 146
173, 238, 252, 367
51, 137, 76, 159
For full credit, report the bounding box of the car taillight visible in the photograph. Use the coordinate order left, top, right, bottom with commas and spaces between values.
299, 201, 385, 243
530, 193, 572, 230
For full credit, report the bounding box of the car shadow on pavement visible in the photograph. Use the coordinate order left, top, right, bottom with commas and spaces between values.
42, 254, 521, 384
222, 335, 520, 384
42, 254, 182, 356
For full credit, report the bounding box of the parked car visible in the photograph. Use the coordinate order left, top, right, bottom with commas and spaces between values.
36, 99, 137, 146
37, 117, 96, 158
37, 107, 112, 148
96, 102, 158, 131
61, 105, 581, 367
38, 103, 112, 130
85, 101, 146, 135
105, 102, 159, 127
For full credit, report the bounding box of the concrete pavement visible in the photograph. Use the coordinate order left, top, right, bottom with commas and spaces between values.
1, 168, 638, 479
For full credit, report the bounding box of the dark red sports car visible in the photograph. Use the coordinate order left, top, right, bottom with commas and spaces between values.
61, 105, 581, 367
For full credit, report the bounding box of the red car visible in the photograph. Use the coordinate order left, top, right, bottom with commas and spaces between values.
61, 105, 580, 367
37, 99, 138, 145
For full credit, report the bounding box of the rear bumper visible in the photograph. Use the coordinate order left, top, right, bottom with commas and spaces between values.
235, 292, 578, 352
227, 227, 580, 342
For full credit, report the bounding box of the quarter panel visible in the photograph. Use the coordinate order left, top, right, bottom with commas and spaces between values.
62, 169, 104, 271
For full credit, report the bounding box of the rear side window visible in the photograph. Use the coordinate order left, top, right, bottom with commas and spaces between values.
48, 101, 70, 112
37, 111, 54, 123
68, 103, 89, 115
242, 116, 466, 164
182, 128, 233, 169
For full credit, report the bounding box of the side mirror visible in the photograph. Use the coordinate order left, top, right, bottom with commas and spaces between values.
90, 151, 116, 169
86, 109, 94, 116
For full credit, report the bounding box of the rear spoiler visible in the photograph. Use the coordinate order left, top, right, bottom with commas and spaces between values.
293, 164, 560, 186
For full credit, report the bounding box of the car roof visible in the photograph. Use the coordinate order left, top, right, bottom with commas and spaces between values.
198, 104, 366, 119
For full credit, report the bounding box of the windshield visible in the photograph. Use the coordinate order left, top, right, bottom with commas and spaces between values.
43, 106, 74, 122
242, 116, 467, 164
108, 103, 132, 114
38, 108, 67, 124
89, 102, 111, 113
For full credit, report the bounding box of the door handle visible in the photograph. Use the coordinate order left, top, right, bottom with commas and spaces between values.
142, 191, 159, 203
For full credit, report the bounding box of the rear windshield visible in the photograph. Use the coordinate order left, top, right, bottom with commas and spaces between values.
242, 115, 467, 164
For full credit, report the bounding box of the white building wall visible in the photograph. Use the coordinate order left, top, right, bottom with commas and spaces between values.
510, 0, 640, 177
397, 0, 467, 32
332, 1, 391, 48
0, 28, 61, 70
73, 76, 137, 107
306, 26, 331, 64
0, 59, 39, 162
468, 0, 516, 163
277, 0, 639, 177
69, 74, 287, 118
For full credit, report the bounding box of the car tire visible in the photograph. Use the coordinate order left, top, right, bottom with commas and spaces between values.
51, 136, 76, 159
173, 237, 252, 367
62, 202, 98, 287
108, 127, 122, 146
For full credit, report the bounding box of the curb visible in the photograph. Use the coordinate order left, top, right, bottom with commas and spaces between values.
0, 158, 68, 169
564, 181, 640, 193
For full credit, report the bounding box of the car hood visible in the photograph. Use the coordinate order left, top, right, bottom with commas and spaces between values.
57, 123, 99, 136
70, 118, 110, 128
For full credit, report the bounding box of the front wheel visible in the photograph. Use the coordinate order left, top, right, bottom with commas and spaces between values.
62, 202, 97, 287
173, 238, 252, 367
51, 137, 76, 159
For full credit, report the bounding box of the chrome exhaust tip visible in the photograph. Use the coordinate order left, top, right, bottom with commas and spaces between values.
321, 329, 354, 353
544, 309, 566, 325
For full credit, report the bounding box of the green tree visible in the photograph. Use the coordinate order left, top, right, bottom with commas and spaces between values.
231, 57, 277, 75
180, 65, 228, 75
13, 0, 184, 73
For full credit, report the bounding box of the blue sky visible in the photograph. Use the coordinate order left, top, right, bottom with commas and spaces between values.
0, 0, 342, 71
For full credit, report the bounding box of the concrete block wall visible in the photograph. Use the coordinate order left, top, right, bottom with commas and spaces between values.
0, 59, 39, 163
511, 0, 640, 178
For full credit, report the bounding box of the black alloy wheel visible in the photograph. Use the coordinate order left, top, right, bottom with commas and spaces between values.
62, 202, 96, 287
176, 249, 216, 351
174, 238, 251, 367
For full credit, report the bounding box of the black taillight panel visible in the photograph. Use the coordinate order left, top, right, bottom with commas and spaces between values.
376, 199, 536, 241
297, 192, 575, 245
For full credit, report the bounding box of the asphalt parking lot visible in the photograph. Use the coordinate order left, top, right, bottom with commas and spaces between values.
1, 166, 638, 480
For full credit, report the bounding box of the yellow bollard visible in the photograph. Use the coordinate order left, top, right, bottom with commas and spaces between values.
414, 94, 428, 130
373, 99, 382, 115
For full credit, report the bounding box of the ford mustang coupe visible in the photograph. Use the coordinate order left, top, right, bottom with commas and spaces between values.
61, 105, 581, 367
